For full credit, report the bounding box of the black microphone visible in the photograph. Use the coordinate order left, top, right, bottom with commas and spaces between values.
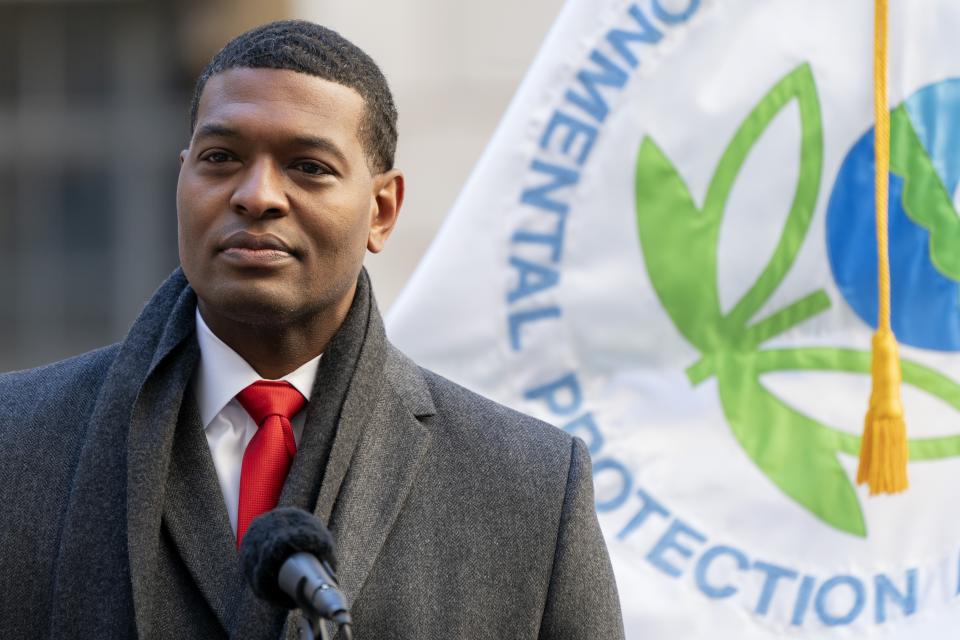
240, 507, 352, 634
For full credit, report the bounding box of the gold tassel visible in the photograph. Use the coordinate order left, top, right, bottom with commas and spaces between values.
856, 0, 908, 494
857, 328, 908, 494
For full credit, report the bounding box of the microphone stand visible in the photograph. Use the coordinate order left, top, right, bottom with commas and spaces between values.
294, 611, 329, 640
282, 553, 351, 640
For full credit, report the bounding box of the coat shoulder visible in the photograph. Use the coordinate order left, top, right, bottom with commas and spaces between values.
0, 345, 123, 633
416, 365, 577, 483
0, 344, 120, 439
422, 367, 569, 437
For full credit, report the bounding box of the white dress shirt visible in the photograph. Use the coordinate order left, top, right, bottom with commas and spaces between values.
193, 308, 321, 535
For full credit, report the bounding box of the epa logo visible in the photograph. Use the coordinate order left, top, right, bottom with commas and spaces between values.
635, 64, 960, 537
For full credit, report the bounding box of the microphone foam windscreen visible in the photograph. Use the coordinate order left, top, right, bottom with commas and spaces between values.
239, 507, 337, 607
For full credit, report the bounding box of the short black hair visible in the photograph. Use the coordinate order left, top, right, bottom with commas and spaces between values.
190, 20, 398, 173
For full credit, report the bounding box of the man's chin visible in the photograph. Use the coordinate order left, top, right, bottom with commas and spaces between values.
199, 286, 312, 328
190, 268, 358, 333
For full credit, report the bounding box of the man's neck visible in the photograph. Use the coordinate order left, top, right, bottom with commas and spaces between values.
197, 295, 352, 379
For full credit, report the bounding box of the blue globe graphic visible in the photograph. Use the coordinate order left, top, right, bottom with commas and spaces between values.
827, 78, 960, 351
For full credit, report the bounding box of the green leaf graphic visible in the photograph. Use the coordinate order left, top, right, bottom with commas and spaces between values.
716, 352, 866, 536
726, 348, 960, 536
634, 138, 725, 350
753, 348, 960, 462
636, 63, 825, 355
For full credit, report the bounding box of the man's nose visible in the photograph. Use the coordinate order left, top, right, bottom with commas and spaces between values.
230, 159, 289, 218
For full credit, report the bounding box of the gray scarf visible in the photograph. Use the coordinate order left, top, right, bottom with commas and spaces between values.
49, 267, 385, 638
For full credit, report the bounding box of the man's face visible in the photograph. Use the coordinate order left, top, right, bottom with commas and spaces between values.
177, 67, 401, 328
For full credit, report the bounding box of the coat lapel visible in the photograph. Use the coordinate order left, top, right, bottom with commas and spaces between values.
162, 390, 243, 633
321, 343, 437, 609
282, 274, 438, 639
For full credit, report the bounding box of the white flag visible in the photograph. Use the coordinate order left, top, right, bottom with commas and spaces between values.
387, 1, 960, 636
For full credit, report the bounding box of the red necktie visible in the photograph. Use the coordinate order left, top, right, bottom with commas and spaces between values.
235, 380, 306, 546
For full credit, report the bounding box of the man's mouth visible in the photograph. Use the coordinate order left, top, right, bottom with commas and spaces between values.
218, 231, 297, 265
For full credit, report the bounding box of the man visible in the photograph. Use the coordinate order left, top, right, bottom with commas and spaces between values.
0, 20, 623, 639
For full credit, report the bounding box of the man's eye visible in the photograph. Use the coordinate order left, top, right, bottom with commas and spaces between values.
294, 161, 330, 176
202, 151, 233, 163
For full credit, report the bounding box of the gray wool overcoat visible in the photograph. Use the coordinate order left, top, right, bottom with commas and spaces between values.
0, 269, 624, 639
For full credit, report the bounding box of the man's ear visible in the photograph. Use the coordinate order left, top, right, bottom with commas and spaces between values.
368, 169, 404, 253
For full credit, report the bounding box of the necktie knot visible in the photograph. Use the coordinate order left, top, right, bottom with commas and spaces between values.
236, 380, 306, 425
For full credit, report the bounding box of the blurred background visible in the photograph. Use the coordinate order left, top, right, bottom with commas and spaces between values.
0, 0, 562, 371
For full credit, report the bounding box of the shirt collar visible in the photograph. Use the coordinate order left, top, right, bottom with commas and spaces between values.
194, 307, 321, 428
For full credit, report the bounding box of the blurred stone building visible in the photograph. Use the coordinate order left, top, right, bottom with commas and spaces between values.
0, 0, 560, 372
0, 0, 294, 371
